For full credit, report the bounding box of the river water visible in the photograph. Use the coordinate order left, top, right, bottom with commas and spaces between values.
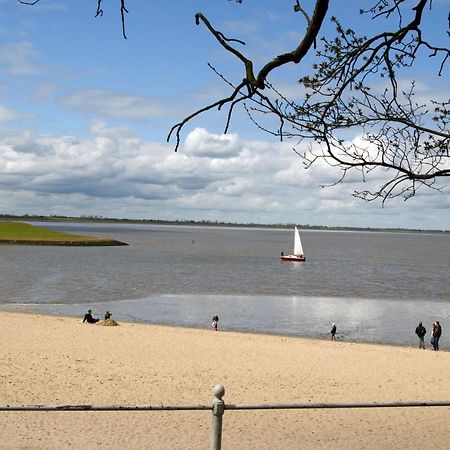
1, 222, 449, 346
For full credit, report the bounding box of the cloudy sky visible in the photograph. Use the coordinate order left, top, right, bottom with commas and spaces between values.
0, 0, 449, 229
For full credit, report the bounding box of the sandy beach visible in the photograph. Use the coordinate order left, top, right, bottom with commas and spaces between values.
1, 311, 450, 449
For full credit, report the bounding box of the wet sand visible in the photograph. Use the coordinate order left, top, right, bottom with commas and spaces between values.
1, 310, 450, 449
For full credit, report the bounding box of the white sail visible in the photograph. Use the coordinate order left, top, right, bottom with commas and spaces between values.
293, 226, 304, 256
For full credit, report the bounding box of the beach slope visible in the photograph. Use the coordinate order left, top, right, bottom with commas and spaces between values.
1, 311, 450, 449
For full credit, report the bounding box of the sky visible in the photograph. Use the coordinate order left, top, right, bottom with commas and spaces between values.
0, 0, 449, 229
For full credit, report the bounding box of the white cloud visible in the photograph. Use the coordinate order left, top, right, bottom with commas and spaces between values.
0, 105, 34, 121
184, 128, 241, 158
60, 89, 175, 120
0, 41, 43, 75
0, 126, 448, 229
34, 83, 58, 100
220, 18, 261, 36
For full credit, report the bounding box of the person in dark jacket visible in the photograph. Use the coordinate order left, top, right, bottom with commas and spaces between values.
83, 309, 99, 324
433, 321, 442, 351
330, 323, 337, 340
415, 322, 426, 349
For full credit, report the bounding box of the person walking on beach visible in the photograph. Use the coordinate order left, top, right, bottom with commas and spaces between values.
211, 315, 219, 331
82, 309, 99, 324
431, 322, 436, 349
415, 322, 426, 349
432, 321, 442, 351
330, 323, 337, 340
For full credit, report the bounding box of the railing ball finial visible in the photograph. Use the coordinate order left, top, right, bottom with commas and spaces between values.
211, 384, 225, 450
213, 384, 225, 401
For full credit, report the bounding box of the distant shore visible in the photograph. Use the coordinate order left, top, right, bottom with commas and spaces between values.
2, 310, 450, 449
1, 214, 448, 233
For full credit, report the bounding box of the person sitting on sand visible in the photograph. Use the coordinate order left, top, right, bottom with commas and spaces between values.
330, 323, 337, 340
211, 315, 219, 331
104, 311, 112, 320
83, 309, 99, 324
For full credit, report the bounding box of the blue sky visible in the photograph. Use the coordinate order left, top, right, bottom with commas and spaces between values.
0, 0, 449, 229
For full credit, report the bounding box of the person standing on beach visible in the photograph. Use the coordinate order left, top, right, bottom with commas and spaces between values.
211, 315, 219, 331
433, 321, 442, 351
415, 322, 426, 349
330, 323, 337, 340
431, 322, 436, 349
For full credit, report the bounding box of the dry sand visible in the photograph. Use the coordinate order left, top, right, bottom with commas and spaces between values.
1, 310, 450, 449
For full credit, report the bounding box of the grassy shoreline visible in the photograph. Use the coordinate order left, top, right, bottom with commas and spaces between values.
0, 238, 127, 246
0, 221, 127, 246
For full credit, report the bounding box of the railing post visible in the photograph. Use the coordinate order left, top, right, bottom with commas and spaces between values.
211, 384, 225, 450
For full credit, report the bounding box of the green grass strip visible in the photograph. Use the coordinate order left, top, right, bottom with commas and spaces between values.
0, 222, 127, 246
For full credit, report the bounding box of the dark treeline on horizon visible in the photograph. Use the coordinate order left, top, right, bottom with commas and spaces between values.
0, 214, 448, 234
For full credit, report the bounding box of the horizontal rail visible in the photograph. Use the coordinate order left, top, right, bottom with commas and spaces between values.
0, 404, 212, 412
3, 385, 450, 450
224, 401, 450, 410
2, 401, 450, 412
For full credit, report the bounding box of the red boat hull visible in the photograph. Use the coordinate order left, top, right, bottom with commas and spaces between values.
280, 255, 305, 262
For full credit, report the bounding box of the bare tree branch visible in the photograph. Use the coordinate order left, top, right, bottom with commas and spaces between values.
18, 0, 450, 202
94, 0, 128, 39
167, 79, 250, 152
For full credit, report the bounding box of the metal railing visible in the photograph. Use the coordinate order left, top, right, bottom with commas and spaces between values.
2, 384, 450, 450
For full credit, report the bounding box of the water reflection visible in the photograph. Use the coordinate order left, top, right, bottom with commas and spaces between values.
3, 294, 450, 348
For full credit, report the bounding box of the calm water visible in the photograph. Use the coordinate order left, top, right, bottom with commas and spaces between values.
1, 222, 449, 346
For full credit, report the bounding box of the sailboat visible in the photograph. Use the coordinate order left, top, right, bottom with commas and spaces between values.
280, 226, 305, 262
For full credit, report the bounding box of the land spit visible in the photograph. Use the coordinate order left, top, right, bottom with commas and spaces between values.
0, 238, 127, 246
